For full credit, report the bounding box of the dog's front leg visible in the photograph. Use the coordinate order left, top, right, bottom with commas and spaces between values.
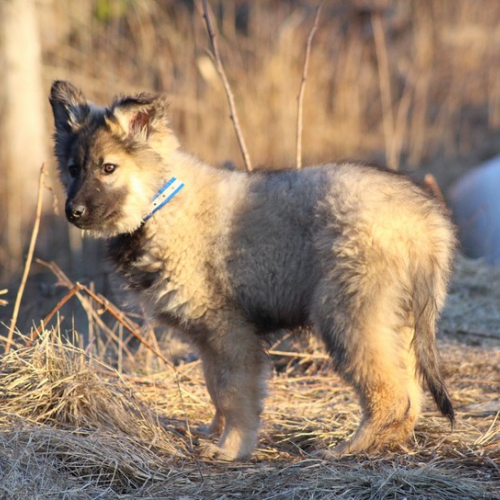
198, 324, 268, 461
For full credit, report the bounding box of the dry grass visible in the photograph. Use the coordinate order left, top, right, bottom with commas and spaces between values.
0, 321, 499, 498
0, 332, 190, 494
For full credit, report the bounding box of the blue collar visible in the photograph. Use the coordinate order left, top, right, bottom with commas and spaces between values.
143, 177, 184, 222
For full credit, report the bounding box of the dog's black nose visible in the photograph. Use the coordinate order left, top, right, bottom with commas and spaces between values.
66, 203, 86, 221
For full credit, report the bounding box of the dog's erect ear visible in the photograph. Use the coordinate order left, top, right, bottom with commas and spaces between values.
49, 81, 90, 133
105, 93, 171, 142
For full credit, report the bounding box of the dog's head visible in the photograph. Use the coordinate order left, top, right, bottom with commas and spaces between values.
49, 80, 179, 237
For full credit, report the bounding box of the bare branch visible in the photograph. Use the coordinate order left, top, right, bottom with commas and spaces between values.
0, 289, 8, 307
296, 2, 323, 169
5, 163, 46, 354
389, 74, 413, 170
372, 12, 395, 169
424, 174, 450, 215
31, 260, 173, 368
201, 0, 253, 172
32, 259, 136, 362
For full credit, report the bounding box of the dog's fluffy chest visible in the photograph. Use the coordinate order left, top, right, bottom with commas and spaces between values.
107, 222, 217, 333
107, 226, 162, 291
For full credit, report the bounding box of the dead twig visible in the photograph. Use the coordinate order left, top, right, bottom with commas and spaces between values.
371, 12, 395, 169
0, 289, 8, 307
296, 2, 323, 169
269, 349, 329, 360
34, 259, 136, 361
200, 0, 253, 172
28, 284, 80, 345
389, 74, 413, 170
32, 260, 171, 368
424, 174, 450, 214
6, 163, 47, 354
456, 329, 500, 340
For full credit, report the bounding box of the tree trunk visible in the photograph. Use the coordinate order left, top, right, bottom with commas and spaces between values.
0, 0, 47, 277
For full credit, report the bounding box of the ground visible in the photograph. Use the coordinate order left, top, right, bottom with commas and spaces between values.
0, 254, 499, 499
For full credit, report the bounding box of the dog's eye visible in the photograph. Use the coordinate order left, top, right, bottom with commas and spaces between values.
102, 163, 117, 175
68, 165, 79, 178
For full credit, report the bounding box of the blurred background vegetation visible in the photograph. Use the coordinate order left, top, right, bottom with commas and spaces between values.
2, 0, 500, 334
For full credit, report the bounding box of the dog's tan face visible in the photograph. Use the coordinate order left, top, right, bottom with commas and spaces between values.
50, 81, 177, 237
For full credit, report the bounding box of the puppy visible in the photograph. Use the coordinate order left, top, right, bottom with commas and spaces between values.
50, 80, 455, 460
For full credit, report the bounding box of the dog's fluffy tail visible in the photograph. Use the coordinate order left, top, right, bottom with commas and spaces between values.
412, 260, 455, 427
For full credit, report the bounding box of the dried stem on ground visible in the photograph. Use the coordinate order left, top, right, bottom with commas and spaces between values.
296, 1, 323, 169
200, 0, 253, 172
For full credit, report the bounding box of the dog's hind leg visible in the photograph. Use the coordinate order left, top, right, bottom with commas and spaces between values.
198, 322, 268, 461
312, 275, 422, 455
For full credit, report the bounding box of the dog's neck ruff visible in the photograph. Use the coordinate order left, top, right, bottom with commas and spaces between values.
143, 177, 184, 222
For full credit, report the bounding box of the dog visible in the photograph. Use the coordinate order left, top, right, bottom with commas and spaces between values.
50, 80, 455, 460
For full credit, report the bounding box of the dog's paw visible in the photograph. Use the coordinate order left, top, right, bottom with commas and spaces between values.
200, 443, 239, 461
